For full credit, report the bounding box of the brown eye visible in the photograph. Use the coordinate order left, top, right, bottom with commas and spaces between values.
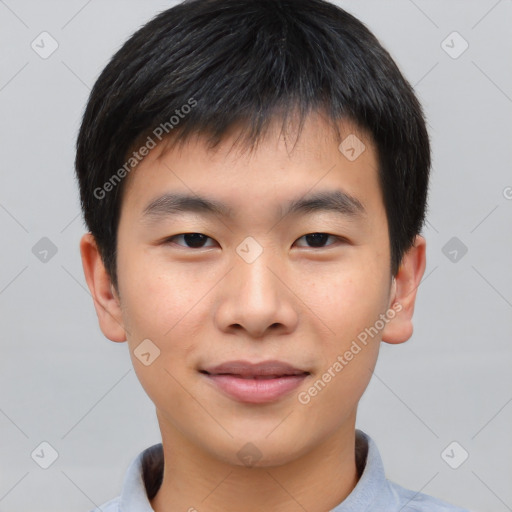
295, 233, 341, 248
165, 233, 216, 248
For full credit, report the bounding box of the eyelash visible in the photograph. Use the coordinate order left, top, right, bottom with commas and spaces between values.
163, 232, 346, 249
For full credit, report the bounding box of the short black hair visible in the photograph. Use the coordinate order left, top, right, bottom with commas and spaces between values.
75, 0, 430, 292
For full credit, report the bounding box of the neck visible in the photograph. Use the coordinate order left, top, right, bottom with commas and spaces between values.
150, 417, 361, 512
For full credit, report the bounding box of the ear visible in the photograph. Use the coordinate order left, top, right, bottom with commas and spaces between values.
381, 235, 427, 345
79, 232, 127, 342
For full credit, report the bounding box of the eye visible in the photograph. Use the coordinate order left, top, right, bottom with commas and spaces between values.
294, 232, 343, 248
164, 232, 345, 249
164, 233, 217, 249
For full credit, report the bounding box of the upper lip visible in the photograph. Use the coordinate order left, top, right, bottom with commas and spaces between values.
201, 360, 310, 378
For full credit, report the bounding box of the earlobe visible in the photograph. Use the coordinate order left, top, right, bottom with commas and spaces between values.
79, 233, 127, 343
381, 235, 427, 345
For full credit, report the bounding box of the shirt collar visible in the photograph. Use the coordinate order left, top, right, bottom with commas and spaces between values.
119, 442, 162, 512
119, 429, 392, 512
331, 430, 395, 511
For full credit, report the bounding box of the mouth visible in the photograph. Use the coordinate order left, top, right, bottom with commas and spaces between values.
200, 359, 310, 378
199, 360, 311, 403
199, 372, 309, 379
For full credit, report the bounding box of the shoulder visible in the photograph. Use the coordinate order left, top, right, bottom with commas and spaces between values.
350, 430, 471, 512
388, 480, 471, 512
88, 496, 120, 512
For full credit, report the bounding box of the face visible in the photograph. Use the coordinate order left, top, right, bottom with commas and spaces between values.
113, 113, 395, 466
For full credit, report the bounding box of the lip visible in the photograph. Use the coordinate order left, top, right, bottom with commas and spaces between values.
200, 360, 310, 404
202, 359, 309, 377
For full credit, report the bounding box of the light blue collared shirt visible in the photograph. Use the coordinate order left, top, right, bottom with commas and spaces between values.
90, 430, 471, 512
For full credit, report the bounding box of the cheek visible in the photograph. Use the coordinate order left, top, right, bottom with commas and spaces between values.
118, 251, 213, 391
118, 249, 206, 339
295, 256, 388, 406
296, 257, 389, 339
303, 344, 379, 431
119, 259, 205, 410
299, 271, 383, 417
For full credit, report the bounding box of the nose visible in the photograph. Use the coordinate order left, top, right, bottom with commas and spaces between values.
214, 249, 299, 338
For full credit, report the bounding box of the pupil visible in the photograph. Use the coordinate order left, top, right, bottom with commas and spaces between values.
184, 233, 207, 248
306, 233, 328, 247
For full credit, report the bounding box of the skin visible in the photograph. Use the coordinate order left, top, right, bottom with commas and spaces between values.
80, 112, 426, 512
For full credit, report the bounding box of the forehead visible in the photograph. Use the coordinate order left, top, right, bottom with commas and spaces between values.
119, 113, 383, 224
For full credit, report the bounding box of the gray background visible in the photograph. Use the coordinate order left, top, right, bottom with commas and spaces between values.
0, 1, 511, 511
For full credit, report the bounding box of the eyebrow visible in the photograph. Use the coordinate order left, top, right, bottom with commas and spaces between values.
141, 189, 366, 224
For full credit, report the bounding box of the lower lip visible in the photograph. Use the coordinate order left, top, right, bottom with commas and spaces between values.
203, 373, 309, 403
